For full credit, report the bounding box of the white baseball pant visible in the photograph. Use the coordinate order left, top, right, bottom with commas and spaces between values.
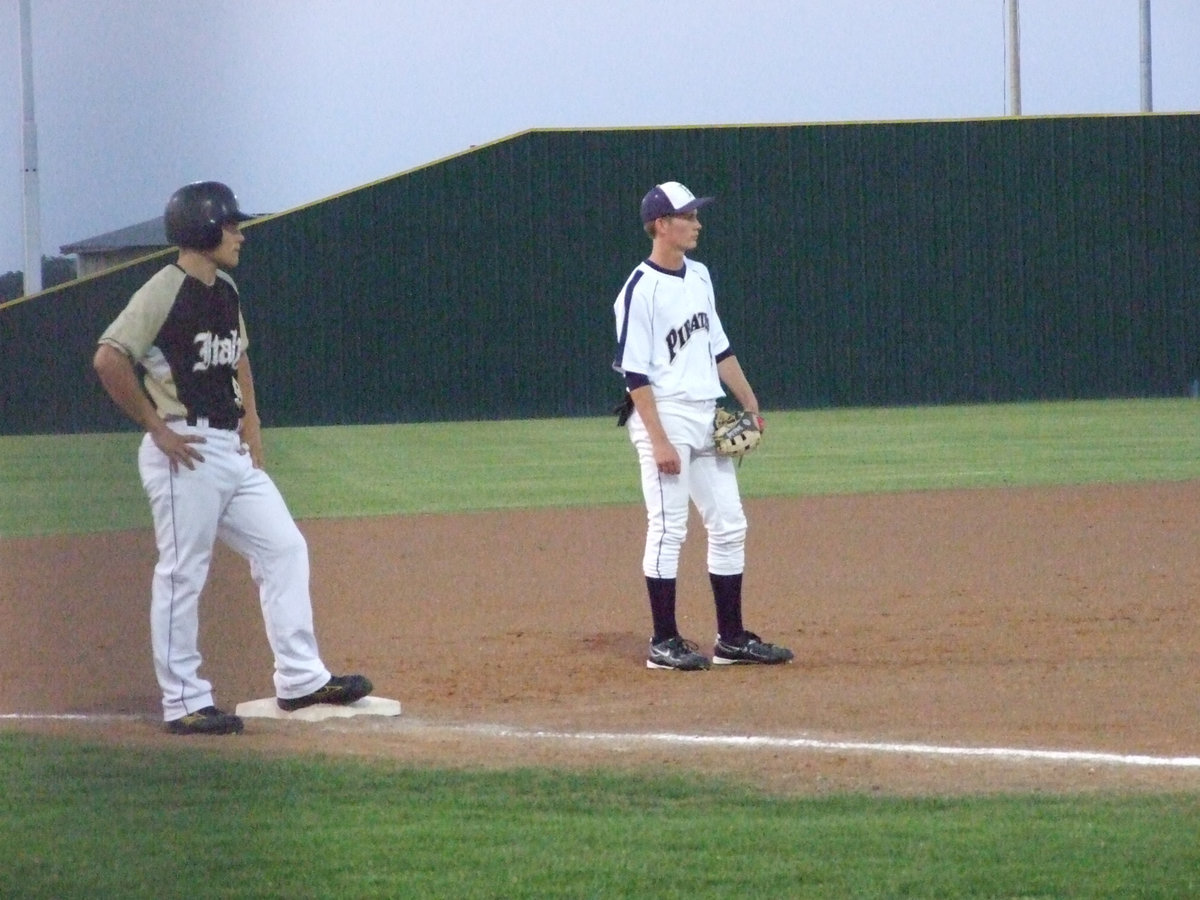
138, 419, 330, 720
628, 398, 748, 580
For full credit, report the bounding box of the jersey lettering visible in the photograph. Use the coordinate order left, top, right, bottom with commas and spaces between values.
666, 312, 709, 362
192, 329, 240, 372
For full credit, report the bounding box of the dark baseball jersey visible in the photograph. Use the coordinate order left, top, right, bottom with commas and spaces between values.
98, 263, 248, 421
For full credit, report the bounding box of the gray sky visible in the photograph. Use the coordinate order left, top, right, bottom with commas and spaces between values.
2, 0, 1199, 278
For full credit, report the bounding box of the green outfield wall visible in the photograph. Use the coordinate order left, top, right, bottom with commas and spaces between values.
2, 114, 1198, 435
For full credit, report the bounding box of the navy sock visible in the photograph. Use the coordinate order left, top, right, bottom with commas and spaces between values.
646, 577, 678, 642
710, 572, 744, 640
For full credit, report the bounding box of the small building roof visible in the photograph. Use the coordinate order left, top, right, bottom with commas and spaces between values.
60, 218, 169, 255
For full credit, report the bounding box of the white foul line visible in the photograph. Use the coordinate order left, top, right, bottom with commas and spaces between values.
0, 713, 139, 722
449, 724, 1200, 770
5, 713, 1200, 770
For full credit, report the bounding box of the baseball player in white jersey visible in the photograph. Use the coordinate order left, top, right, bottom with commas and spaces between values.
93, 181, 372, 734
613, 181, 793, 670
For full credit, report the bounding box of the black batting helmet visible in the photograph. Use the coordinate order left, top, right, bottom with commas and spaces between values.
164, 181, 253, 250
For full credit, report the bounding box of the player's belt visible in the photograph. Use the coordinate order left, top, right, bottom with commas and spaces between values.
187, 413, 240, 430
166, 413, 240, 431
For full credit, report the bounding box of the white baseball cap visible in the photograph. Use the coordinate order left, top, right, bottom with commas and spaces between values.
640, 181, 715, 223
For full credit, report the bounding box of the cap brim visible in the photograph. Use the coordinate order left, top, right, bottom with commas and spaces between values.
677, 196, 715, 215
641, 193, 716, 223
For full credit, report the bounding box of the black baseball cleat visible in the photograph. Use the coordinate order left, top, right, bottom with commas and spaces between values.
165, 706, 244, 735
712, 631, 794, 665
646, 636, 711, 670
277, 674, 373, 712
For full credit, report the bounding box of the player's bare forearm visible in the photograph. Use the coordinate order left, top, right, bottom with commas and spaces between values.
717, 355, 759, 415
236, 354, 261, 429
630, 384, 682, 475
93, 343, 205, 469
236, 354, 265, 467
93, 344, 168, 434
629, 385, 668, 445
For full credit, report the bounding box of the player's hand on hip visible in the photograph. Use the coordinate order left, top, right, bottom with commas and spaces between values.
150, 426, 206, 471
654, 442, 682, 476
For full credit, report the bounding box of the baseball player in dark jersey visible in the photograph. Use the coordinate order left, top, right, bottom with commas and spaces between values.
613, 181, 793, 671
93, 181, 372, 734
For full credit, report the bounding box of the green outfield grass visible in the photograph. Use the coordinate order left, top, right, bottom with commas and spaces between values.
3, 398, 1199, 896
2, 398, 1198, 537
2, 734, 1197, 899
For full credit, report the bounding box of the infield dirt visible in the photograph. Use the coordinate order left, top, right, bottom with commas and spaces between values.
3, 482, 1198, 795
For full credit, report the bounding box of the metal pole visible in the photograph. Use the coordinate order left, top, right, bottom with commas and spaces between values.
1139, 0, 1153, 112
1005, 0, 1022, 116
19, 0, 43, 294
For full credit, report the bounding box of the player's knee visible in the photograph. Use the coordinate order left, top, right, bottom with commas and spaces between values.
707, 515, 747, 545
707, 536, 746, 574
654, 527, 687, 554
282, 530, 308, 559
264, 526, 308, 565
648, 512, 688, 545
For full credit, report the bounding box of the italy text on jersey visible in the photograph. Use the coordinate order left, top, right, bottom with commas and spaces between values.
192, 329, 240, 371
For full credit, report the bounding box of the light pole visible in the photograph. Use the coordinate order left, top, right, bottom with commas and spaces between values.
1005, 0, 1021, 116
19, 0, 43, 295
1139, 0, 1153, 112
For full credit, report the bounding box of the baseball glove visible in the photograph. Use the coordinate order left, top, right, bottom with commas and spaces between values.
713, 407, 764, 458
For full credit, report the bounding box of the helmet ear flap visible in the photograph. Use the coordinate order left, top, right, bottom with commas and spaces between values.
164, 181, 249, 250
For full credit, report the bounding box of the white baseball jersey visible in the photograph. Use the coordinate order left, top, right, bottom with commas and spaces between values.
613, 257, 732, 401
613, 255, 747, 580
